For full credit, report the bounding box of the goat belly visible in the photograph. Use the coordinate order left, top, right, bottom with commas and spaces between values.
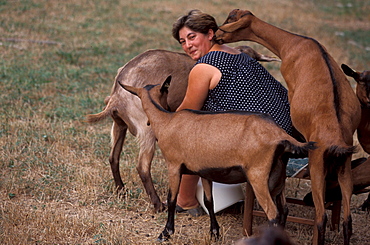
196, 166, 248, 184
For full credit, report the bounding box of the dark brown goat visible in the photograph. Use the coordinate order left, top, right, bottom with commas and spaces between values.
304, 157, 370, 211
342, 64, 370, 211
215, 9, 361, 245
351, 158, 370, 211
119, 76, 316, 241
86, 47, 279, 212
341, 64, 370, 154
353, 157, 370, 211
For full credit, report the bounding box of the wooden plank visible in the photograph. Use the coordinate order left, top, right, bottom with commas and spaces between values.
252, 210, 315, 226
286, 197, 309, 206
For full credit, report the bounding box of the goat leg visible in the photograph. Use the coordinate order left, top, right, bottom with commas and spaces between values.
337, 157, 353, 245
137, 147, 165, 212
201, 178, 220, 239
248, 171, 280, 225
343, 215, 353, 245
136, 131, 166, 212
158, 168, 183, 241
360, 193, 370, 211
309, 151, 328, 245
109, 121, 127, 192
243, 182, 255, 236
276, 192, 288, 227
158, 190, 176, 241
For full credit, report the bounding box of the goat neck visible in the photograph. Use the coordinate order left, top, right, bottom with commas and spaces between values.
216, 9, 299, 59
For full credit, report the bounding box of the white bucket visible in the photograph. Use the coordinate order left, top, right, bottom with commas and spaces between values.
196, 180, 244, 214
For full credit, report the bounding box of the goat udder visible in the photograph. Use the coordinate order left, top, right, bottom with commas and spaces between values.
196, 166, 248, 184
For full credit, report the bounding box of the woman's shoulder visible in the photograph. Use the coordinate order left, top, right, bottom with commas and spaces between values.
197, 51, 252, 68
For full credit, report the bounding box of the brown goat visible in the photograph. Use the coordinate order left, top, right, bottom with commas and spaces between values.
86, 47, 279, 212
304, 65, 370, 213
342, 64, 370, 211
352, 157, 370, 211
119, 76, 316, 241
215, 9, 361, 245
341, 64, 370, 154
351, 158, 370, 210
304, 157, 370, 210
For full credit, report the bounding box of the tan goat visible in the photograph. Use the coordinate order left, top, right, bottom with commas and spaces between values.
119, 76, 316, 241
215, 9, 361, 244
86, 47, 279, 212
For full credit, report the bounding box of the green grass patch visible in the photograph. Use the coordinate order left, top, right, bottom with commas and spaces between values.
312, 0, 369, 19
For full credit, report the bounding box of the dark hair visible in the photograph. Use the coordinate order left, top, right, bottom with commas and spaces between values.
172, 10, 218, 43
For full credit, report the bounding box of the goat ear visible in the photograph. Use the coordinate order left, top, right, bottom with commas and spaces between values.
341, 64, 360, 81
118, 81, 139, 96
160, 76, 171, 94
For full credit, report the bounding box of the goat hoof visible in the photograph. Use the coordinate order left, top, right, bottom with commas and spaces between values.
157, 229, 173, 242
115, 186, 129, 199
210, 229, 220, 241
268, 218, 279, 227
157, 233, 170, 242
154, 202, 167, 213
360, 201, 370, 212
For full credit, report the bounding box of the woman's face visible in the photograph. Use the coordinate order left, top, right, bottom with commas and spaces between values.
179, 26, 214, 60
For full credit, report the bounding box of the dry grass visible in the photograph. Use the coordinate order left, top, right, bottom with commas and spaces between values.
1, 0, 369, 244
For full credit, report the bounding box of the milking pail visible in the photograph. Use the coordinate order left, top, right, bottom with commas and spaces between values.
196, 180, 244, 214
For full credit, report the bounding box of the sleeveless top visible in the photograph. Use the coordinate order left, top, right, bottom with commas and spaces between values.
196, 51, 293, 135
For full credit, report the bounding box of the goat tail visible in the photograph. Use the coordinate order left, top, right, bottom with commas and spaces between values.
85, 95, 113, 123
281, 140, 317, 158
322, 145, 358, 173
325, 145, 358, 159
85, 106, 112, 124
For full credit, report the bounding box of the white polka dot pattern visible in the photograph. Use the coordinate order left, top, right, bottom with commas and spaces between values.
197, 51, 292, 135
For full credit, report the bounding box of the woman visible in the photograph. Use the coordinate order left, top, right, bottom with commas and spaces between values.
172, 10, 293, 216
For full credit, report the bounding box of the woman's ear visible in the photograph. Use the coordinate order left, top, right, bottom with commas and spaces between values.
208, 29, 215, 40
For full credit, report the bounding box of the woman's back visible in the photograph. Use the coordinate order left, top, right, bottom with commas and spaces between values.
198, 51, 292, 135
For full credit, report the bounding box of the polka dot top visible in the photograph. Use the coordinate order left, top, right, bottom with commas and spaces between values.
196, 51, 293, 135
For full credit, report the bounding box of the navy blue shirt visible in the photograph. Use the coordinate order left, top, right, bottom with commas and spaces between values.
197, 51, 292, 135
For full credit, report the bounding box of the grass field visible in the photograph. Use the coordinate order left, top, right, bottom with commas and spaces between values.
1, 0, 369, 244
